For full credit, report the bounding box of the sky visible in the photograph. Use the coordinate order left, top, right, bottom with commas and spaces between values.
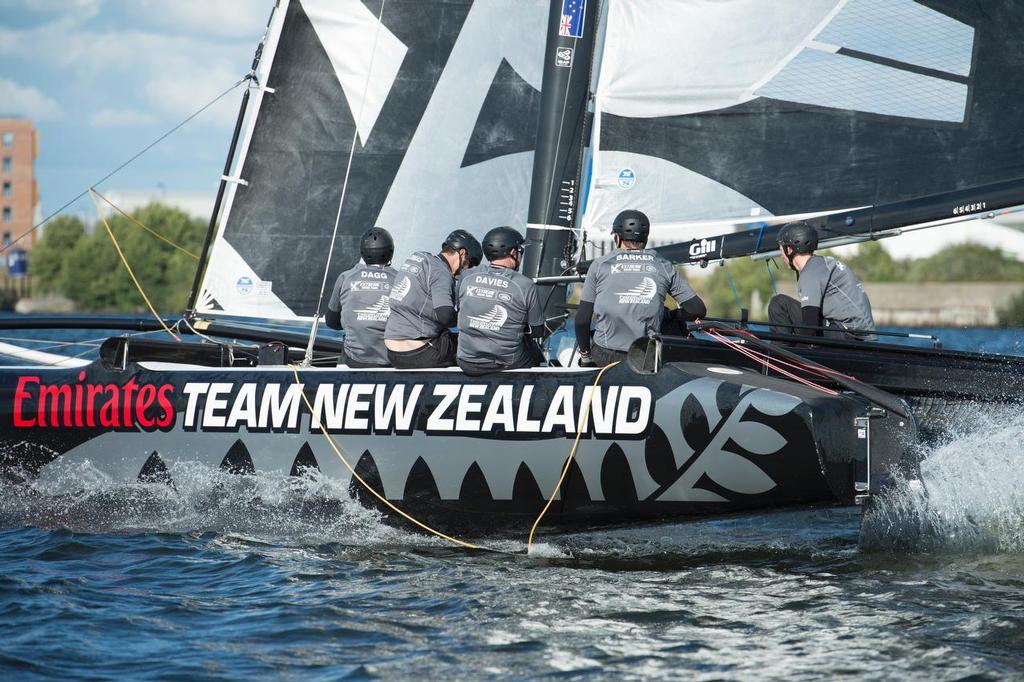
0, 0, 272, 224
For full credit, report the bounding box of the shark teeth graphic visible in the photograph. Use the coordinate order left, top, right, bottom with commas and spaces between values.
467, 304, 509, 330
390, 276, 412, 301
615, 276, 657, 299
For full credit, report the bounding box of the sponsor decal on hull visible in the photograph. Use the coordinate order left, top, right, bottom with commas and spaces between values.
180, 381, 652, 438
11, 375, 653, 440
13, 372, 174, 431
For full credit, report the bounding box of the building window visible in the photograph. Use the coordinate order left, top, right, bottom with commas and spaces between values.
2, 232, 9, 247
2, 207, 11, 222
1, 182, 9, 198
1, 132, 11, 147
2, 157, 10, 173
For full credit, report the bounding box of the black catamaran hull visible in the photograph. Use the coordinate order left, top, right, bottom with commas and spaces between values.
662, 333, 1024, 441
0, 361, 914, 532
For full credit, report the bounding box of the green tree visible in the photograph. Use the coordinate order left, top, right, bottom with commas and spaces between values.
30, 215, 86, 293
842, 241, 902, 282
59, 202, 205, 312
997, 291, 1024, 327
692, 257, 780, 319
906, 243, 1024, 282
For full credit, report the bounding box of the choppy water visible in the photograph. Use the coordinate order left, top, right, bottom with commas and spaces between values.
1, 325, 1022, 679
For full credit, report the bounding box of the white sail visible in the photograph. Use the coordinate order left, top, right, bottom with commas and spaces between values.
581, 0, 983, 240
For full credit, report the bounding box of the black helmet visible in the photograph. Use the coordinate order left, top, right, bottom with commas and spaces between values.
360, 226, 394, 265
612, 209, 650, 242
777, 221, 818, 254
442, 229, 480, 257
482, 226, 526, 261
466, 238, 483, 268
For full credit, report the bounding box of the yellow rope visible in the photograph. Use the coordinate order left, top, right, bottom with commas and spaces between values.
87, 189, 180, 342
290, 365, 511, 554
90, 189, 199, 259
292, 362, 619, 555
527, 361, 620, 551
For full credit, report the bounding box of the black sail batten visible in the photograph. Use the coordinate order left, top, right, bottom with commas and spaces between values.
523, 0, 599, 292
655, 178, 1024, 265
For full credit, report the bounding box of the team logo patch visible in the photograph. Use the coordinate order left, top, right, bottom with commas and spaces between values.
610, 263, 647, 274
351, 280, 385, 291
615, 277, 657, 304
555, 46, 573, 68
390, 276, 412, 302
467, 305, 508, 331
466, 286, 496, 300
354, 295, 391, 322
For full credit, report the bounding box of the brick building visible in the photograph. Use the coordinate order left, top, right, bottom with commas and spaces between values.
1, 118, 40, 261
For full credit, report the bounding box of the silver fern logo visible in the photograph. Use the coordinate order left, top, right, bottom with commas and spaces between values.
467, 305, 508, 331
390, 276, 412, 302
354, 295, 391, 322
615, 276, 657, 304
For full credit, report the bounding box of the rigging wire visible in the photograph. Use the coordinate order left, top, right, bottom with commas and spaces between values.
306, 0, 388, 360
0, 76, 250, 256
723, 262, 743, 312
87, 189, 180, 342
765, 257, 779, 295
90, 190, 199, 259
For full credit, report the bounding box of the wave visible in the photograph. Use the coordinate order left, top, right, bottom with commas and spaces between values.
0, 459, 422, 548
861, 403, 1024, 554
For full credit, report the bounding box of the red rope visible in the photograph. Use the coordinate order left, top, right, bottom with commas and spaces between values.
703, 328, 840, 396
722, 327, 858, 381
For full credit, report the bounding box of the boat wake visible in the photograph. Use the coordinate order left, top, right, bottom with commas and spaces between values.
4, 402, 1021, 560
0, 454, 861, 562
0, 460, 419, 548
861, 403, 1024, 554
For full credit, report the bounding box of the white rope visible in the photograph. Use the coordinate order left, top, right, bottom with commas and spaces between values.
306, 0, 389, 360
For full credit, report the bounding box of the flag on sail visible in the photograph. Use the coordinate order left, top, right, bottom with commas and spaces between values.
559, 0, 586, 38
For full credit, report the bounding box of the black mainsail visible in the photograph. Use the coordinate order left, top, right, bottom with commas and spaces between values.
194, 0, 549, 321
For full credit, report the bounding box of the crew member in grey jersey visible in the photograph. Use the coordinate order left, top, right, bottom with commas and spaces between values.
384, 229, 481, 369
767, 221, 876, 340
457, 226, 544, 376
576, 210, 707, 367
325, 227, 398, 368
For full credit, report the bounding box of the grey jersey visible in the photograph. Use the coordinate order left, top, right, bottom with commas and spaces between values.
798, 255, 876, 338
581, 248, 698, 352
328, 262, 397, 365
457, 264, 544, 368
385, 251, 456, 341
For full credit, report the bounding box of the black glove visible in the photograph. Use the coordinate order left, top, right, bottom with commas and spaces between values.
578, 350, 596, 368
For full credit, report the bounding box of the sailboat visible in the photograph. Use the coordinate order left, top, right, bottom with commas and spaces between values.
3, 0, 1021, 533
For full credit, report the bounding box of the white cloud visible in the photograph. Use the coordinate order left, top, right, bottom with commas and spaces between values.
0, 0, 99, 19
128, 0, 270, 39
0, 77, 63, 120
89, 108, 159, 127
0, 11, 255, 128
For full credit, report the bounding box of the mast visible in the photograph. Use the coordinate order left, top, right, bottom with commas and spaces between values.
523, 0, 599, 294
184, 3, 280, 319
